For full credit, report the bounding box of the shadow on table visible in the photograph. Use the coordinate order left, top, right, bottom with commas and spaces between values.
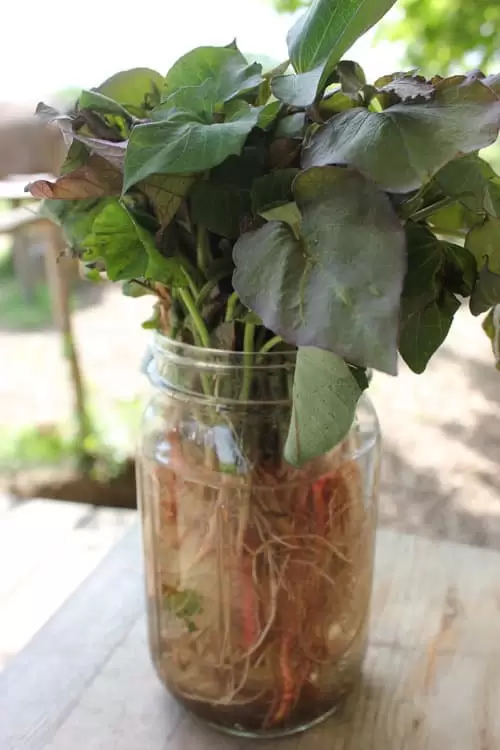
379, 345, 500, 549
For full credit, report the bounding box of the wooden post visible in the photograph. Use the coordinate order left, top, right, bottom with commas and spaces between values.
43, 226, 94, 471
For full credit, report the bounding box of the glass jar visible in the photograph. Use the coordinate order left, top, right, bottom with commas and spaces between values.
137, 335, 381, 739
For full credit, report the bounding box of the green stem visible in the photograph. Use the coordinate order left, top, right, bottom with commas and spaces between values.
178, 287, 211, 348
196, 267, 232, 308
225, 291, 240, 322
196, 225, 212, 277
180, 262, 200, 299
410, 197, 457, 223
259, 335, 283, 354
239, 323, 256, 401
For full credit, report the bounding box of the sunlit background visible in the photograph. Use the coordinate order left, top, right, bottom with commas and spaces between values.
1, 0, 499, 551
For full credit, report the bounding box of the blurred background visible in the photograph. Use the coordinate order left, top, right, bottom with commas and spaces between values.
1, 0, 499, 548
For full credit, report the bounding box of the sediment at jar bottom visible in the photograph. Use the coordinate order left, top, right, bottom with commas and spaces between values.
139, 434, 376, 734
155, 619, 367, 732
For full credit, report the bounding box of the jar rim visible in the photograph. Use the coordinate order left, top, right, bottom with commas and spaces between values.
153, 332, 297, 372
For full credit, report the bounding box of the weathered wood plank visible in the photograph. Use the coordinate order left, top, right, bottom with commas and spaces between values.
0, 506, 136, 667
0, 525, 143, 750
36, 622, 500, 750
0, 499, 92, 604
1, 528, 499, 750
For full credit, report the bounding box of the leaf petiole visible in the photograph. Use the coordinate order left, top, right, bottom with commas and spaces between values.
410, 196, 457, 223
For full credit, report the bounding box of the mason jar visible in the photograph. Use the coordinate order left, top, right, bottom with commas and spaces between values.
136, 335, 381, 739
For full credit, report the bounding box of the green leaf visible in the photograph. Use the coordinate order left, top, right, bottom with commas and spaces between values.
190, 149, 264, 238
233, 166, 406, 374
81, 201, 186, 285
402, 223, 444, 307
259, 202, 302, 227
141, 305, 161, 330
257, 100, 282, 129
81, 201, 147, 281
190, 181, 250, 239
123, 108, 259, 190
139, 174, 195, 228
96, 68, 163, 116
319, 90, 358, 117
271, 69, 324, 107
442, 243, 477, 296
78, 90, 135, 120
275, 0, 397, 106
399, 291, 460, 373
470, 261, 500, 315
162, 46, 263, 110
335, 61, 367, 94
275, 112, 306, 139
122, 280, 154, 297
466, 216, 500, 274
164, 587, 202, 619
434, 156, 500, 218
399, 225, 475, 368
482, 306, 500, 369
40, 198, 105, 249
251, 169, 299, 214
284, 347, 362, 466
60, 141, 89, 174
303, 75, 500, 193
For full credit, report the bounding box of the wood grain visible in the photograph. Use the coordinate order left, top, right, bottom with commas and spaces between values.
0, 525, 143, 750
0, 503, 136, 667
1, 528, 499, 750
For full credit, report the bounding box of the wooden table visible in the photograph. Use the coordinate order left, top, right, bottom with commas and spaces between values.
1, 522, 499, 749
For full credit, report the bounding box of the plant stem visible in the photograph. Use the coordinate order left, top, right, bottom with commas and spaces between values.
259, 335, 283, 354
196, 267, 232, 308
196, 225, 211, 277
240, 323, 256, 401
225, 291, 240, 322
178, 287, 212, 348
180, 263, 201, 299
410, 196, 457, 223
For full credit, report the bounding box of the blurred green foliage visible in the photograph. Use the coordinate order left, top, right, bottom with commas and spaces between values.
272, 0, 500, 75
383, 0, 500, 75
0, 395, 141, 477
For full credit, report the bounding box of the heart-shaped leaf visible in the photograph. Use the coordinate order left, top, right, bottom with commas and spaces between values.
466, 216, 500, 274
399, 291, 460, 373
471, 262, 500, 315
303, 75, 500, 193
96, 68, 164, 116
162, 46, 263, 110
434, 156, 500, 218
273, 0, 397, 106
123, 107, 259, 190
284, 347, 362, 466
233, 166, 406, 374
